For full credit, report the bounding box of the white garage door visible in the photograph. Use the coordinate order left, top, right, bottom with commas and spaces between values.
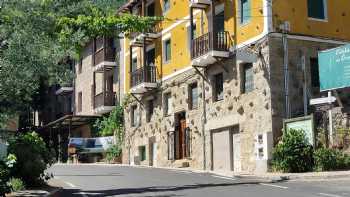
212, 129, 232, 172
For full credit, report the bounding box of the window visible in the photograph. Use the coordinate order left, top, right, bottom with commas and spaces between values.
131, 105, 138, 127
164, 93, 172, 116
78, 58, 83, 74
131, 57, 137, 72
147, 2, 155, 17
78, 92, 82, 112
240, 0, 251, 24
307, 0, 327, 20
187, 23, 196, 50
163, 39, 171, 63
146, 100, 154, 123
242, 63, 254, 93
189, 83, 198, 110
213, 73, 224, 101
139, 146, 146, 161
310, 58, 320, 88
163, 0, 170, 14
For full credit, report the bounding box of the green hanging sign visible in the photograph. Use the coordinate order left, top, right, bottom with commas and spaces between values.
318, 44, 350, 91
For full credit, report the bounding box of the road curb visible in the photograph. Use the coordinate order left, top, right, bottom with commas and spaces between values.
45, 187, 62, 197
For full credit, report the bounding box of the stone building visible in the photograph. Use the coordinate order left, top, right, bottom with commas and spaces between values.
119, 0, 350, 174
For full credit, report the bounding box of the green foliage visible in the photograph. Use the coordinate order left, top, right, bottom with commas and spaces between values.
94, 106, 124, 138
272, 129, 314, 173
0, 154, 17, 196
8, 177, 25, 192
0, 0, 159, 126
8, 132, 54, 186
106, 144, 122, 163
314, 147, 350, 171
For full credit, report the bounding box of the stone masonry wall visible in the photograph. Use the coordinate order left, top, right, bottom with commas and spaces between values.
123, 37, 274, 173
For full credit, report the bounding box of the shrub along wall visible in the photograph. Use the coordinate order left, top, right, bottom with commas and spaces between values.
272, 129, 350, 173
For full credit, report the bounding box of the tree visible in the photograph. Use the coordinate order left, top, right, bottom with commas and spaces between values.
0, 0, 159, 126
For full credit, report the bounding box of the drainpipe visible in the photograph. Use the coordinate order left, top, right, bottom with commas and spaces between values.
282, 22, 290, 119
201, 68, 207, 171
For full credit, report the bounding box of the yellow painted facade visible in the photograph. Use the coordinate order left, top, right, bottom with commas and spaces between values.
123, 0, 350, 93
273, 0, 350, 40
123, 0, 266, 92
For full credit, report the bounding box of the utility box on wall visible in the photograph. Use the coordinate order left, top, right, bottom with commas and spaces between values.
255, 132, 273, 173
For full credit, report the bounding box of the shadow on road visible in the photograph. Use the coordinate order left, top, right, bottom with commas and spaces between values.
54, 181, 262, 196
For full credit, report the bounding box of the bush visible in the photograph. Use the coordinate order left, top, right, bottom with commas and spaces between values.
0, 154, 16, 197
8, 132, 54, 186
0, 160, 10, 196
272, 129, 314, 173
8, 178, 25, 192
106, 144, 122, 163
314, 147, 350, 171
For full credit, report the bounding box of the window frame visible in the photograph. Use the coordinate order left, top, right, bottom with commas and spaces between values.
239, 0, 251, 25
146, 99, 154, 123
163, 38, 172, 64
163, 92, 172, 116
310, 57, 320, 88
188, 82, 198, 110
131, 57, 138, 72
307, 0, 328, 22
241, 63, 254, 94
163, 0, 171, 15
139, 146, 146, 161
131, 105, 138, 127
187, 22, 197, 51
78, 92, 82, 112
212, 73, 224, 102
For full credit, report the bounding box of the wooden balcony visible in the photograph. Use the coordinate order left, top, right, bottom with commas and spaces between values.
130, 66, 157, 94
93, 91, 116, 114
191, 31, 231, 67
93, 38, 117, 72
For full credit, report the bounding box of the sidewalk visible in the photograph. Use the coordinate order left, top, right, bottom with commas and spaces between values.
6, 179, 63, 197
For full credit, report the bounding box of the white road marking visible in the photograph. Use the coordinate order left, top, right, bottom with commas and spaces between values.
64, 181, 77, 188
260, 183, 288, 189
319, 193, 344, 197
76, 192, 88, 197
212, 175, 236, 181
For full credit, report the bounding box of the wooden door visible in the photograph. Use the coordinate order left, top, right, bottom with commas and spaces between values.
179, 119, 186, 159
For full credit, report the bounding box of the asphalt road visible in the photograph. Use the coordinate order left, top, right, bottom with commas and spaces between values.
48, 164, 350, 197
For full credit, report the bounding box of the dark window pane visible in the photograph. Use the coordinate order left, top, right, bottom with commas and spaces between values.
214, 73, 224, 101
139, 146, 146, 161
310, 58, 320, 87
147, 100, 154, 122
147, 3, 155, 17
243, 63, 254, 93
189, 83, 198, 109
308, 0, 325, 19
165, 39, 171, 62
131, 58, 137, 72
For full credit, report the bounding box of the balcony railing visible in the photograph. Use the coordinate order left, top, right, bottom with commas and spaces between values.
94, 91, 115, 109
130, 66, 157, 88
191, 31, 230, 60
94, 47, 116, 66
